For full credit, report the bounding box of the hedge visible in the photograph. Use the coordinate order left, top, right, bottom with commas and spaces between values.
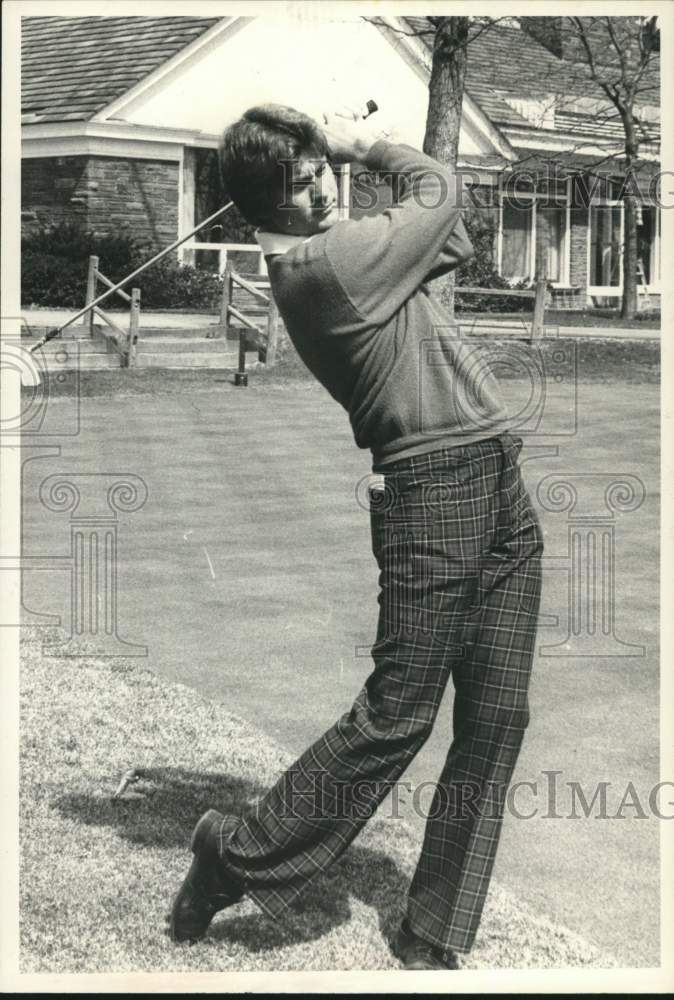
22, 214, 529, 314
21, 224, 223, 311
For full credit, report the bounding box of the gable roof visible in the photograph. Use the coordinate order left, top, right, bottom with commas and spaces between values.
22, 14, 659, 152
21, 16, 220, 124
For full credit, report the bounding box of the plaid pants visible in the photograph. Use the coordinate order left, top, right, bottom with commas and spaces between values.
219, 432, 543, 953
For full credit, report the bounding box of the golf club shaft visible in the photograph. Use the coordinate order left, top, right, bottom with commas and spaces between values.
30, 201, 234, 352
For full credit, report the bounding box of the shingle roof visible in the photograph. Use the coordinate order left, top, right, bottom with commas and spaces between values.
404, 16, 660, 140
505, 147, 660, 180
554, 111, 660, 145
22, 14, 660, 149
405, 18, 589, 93
21, 16, 221, 123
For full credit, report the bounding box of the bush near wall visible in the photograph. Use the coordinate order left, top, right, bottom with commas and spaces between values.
22, 216, 530, 315
455, 210, 530, 313
21, 224, 223, 311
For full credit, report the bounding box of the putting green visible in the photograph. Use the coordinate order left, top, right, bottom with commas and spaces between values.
20, 373, 660, 967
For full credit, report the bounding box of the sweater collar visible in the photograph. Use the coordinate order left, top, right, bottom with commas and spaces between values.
255, 229, 315, 257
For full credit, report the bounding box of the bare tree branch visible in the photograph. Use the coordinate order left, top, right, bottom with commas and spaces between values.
605, 16, 629, 91
364, 15, 512, 56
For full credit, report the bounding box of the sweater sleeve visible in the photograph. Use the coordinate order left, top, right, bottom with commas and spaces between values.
324, 140, 474, 323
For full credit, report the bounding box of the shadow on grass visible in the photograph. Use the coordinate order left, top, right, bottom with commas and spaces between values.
54, 767, 265, 849
53, 766, 409, 953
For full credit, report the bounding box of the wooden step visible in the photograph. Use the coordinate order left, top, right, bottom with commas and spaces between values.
138, 338, 235, 353
26, 322, 262, 371
38, 352, 121, 372
135, 351, 256, 369
42, 339, 117, 356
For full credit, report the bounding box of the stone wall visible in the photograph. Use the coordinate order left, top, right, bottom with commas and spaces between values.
22, 155, 180, 249
21, 155, 89, 231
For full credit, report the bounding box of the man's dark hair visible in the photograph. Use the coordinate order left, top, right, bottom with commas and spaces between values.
219, 104, 330, 227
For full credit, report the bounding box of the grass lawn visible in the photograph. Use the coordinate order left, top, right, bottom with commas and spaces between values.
543, 308, 660, 329
19, 625, 617, 974
456, 309, 661, 330
17, 351, 659, 974
38, 332, 659, 404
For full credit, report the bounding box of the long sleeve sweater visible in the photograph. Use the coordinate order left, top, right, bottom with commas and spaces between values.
263, 140, 511, 469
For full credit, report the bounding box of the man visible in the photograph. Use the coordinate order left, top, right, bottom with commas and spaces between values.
169, 103, 544, 970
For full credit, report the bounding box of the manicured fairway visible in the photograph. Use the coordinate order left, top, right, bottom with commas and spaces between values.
21, 371, 660, 966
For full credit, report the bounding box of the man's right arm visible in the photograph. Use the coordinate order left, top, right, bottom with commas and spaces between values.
324, 141, 474, 323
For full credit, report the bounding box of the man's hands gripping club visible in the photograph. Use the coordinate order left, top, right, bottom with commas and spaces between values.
321, 103, 393, 164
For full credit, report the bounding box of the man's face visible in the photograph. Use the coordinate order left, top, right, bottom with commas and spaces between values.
271, 155, 340, 236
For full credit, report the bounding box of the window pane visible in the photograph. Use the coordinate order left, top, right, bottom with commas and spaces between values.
609, 177, 625, 200
538, 207, 564, 282
637, 206, 657, 285
502, 202, 532, 279
535, 176, 568, 207
590, 206, 622, 287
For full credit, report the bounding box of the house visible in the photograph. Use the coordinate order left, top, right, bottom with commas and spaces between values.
21, 14, 661, 309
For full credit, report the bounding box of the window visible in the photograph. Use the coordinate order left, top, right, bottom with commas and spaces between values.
587, 177, 660, 294
589, 205, 622, 289
538, 207, 564, 283
501, 202, 532, 280
498, 175, 570, 285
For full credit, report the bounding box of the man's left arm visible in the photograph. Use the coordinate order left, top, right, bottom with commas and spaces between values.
378, 154, 473, 282
422, 214, 475, 282
323, 141, 474, 324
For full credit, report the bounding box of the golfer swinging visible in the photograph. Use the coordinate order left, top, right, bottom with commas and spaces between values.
169, 104, 544, 970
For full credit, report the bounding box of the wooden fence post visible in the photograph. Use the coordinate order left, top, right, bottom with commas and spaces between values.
265, 294, 280, 368
216, 263, 232, 340
83, 255, 98, 336
235, 327, 249, 386
531, 277, 547, 340
128, 288, 141, 367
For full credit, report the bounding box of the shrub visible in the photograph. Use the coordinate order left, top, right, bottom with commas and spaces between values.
455, 210, 531, 313
123, 255, 223, 312
21, 223, 223, 311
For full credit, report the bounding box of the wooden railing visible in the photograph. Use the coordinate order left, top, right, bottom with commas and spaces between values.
219, 266, 280, 386
82, 255, 141, 366
180, 241, 265, 276
218, 269, 548, 386
454, 277, 548, 339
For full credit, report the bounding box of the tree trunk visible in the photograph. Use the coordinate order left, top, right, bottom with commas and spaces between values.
423, 17, 469, 315
620, 112, 639, 320
621, 193, 638, 320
